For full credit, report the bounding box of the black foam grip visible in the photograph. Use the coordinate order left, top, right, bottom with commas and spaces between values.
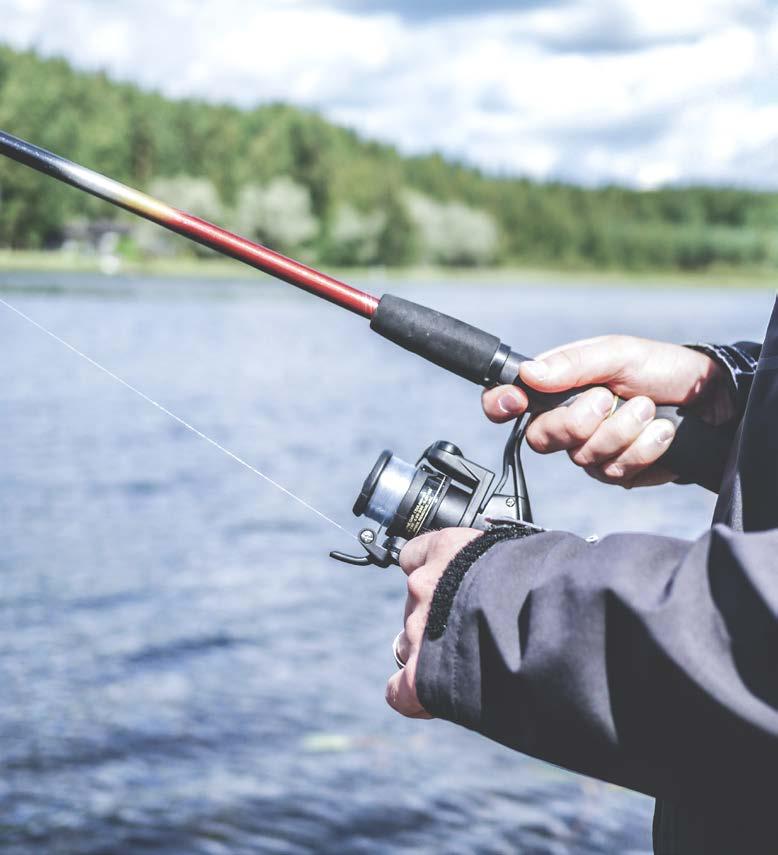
371, 294, 500, 384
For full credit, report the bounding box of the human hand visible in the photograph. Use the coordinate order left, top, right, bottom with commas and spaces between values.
481, 336, 732, 488
385, 528, 482, 718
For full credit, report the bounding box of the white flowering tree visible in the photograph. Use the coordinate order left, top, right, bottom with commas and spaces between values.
233, 176, 318, 253
404, 191, 499, 266
324, 203, 386, 265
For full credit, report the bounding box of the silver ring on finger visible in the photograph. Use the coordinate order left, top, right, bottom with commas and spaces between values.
392, 631, 406, 670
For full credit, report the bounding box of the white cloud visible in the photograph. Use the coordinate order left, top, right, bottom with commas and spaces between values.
0, 0, 776, 188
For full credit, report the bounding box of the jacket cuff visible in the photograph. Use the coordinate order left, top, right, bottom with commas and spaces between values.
685, 342, 759, 417
417, 524, 542, 721
425, 523, 540, 641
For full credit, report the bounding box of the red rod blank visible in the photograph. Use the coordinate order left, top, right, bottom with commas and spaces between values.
170, 211, 380, 318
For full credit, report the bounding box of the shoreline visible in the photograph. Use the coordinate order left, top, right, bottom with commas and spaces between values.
0, 249, 774, 289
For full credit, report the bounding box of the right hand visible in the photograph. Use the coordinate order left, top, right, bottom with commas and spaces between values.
482, 335, 733, 488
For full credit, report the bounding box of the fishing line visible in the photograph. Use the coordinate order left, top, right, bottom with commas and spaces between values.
0, 297, 354, 538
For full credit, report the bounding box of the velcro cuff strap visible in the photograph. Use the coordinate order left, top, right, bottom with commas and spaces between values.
425, 524, 540, 641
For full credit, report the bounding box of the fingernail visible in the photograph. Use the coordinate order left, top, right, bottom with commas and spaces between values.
592, 389, 614, 418
522, 360, 548, 382
634, 398, 654, 424
498, 391, 524, 415
655, 425, 674, 444
604, 462, 623, 478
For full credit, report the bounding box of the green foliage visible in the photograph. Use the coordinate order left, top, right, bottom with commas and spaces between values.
0, 45, 776, 272
375, 191, 418, 266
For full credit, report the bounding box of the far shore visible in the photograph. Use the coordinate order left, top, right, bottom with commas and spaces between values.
0, 249, 774, 290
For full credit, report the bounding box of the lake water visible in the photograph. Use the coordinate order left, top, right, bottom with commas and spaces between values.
0, 270, 772, 854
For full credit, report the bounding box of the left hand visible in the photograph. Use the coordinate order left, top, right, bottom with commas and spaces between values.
385, 527, 482, 718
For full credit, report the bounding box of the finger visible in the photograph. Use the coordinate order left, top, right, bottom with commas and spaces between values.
629, 463, 677, 488
481, 385, 529, 423
525, 387, 615, 454
403, 607, 428, 649
406, 566, 439, 609
599, 419, 676, 482
585, 460, 676, 489
385, 654, 432, 719
519, 336, 632, 393
398, 611, 426, 661
568, 396, 655, 467
402, 579, 418, 622
535, 336, 610, 361
399, 532, 436, 575
425, 528, 482, 564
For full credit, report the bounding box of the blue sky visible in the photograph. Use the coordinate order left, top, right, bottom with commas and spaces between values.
2, 0, 777, 188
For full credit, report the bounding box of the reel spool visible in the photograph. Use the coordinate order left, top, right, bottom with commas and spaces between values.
330, 421, 541, 568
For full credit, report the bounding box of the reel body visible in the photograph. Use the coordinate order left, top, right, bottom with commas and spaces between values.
331, 423, 540, 568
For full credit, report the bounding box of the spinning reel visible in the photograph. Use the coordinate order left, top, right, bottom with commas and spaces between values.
330, 420, 541, 568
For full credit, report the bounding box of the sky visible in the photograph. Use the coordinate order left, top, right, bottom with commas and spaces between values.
2, 0, 777, 188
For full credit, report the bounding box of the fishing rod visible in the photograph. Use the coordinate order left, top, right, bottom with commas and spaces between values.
0, 130, 732, 565
0, 131, 375, 317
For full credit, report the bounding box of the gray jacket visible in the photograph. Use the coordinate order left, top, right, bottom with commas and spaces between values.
416, 301, 775, 854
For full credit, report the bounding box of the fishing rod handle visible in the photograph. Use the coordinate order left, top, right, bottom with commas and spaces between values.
522, 388, 732, 493
371, 294, 733, 491
482, 328, 734, 492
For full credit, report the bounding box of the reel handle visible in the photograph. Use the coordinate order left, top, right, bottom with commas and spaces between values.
371, 294, 735, 492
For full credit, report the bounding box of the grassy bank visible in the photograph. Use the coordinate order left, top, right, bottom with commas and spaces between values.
0, 248, 775, 289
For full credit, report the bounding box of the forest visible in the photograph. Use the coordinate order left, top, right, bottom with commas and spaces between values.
1, 45, 776, 272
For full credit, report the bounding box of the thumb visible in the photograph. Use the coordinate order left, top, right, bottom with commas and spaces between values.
520, 336, 629, 393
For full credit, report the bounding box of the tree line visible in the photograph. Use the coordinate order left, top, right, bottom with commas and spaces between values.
1, 45, 776, 272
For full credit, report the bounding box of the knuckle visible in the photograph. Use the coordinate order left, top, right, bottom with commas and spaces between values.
404, 611, 425, 643
399, 531, 433, 572
427, 530, 453, 561
567, 411, 593, 443
526, 423, 551, 453
398, 542, 419, 573
633, 447, 654, 467
406, 571, 427, 601
568, 446, 592, 467
612, 411, 641, 443
629, 438, 658, 467
551, 350, 581, 385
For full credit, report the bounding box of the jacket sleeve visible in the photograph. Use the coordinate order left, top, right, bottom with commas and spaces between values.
416, 524, 778, 809
687, 341, 760, 420
669, 342, 761, 492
